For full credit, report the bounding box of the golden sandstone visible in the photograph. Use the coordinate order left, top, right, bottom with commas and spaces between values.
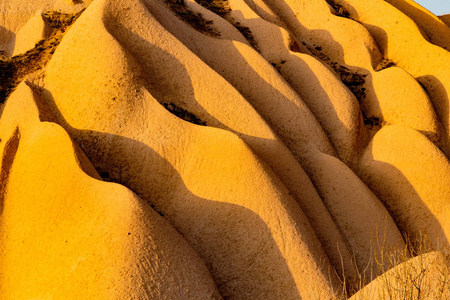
0, 0, 449, 298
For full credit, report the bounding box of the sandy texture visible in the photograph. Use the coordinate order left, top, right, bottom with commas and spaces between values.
384, 0, 450, 51
224, 0, 364, 163
12, 13, 52, 56
41, 0, 343, 298
0, 0, 90, 55
135, 0, 372, 279
358, 125, 450, 249
0, 82, 221, 299
2, 0, 450, 298
333, 0, 450, 153
440, 14, 450, 27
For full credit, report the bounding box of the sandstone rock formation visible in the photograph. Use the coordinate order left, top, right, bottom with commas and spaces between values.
12, 12, 52, 56
0, 0, 90, 56
441, 14, 450, 27
1, 0, 450, 298
0, 82, 221, 299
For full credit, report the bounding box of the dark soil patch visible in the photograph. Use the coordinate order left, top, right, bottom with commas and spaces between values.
0, 128, 20, 207
362, 113, 384, 129
289, 38, 372, 128
195, 0, 230, 16
288, 38, 303, 53
233, 22, 259, 51
326, 0, 351, 18
289, 37, 368, 102
0, 60, 17, 103
42, 10, 82, 29
330, 62, 367, 102
163, 102, 207, 126
0, 10, 84, 104
375, 58, 396, 71
194, 0, 260, 52
292, 38, 368, 102
164, 0, 221, 37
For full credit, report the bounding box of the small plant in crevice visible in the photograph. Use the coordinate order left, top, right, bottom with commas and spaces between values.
163, 102, 207, 126
163, 0, 221, 37
0, 10, 84, 104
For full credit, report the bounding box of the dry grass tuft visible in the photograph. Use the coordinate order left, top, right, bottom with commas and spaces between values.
341, 231, 450, 299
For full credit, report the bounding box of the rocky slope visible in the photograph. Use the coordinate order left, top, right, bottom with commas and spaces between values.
1, 0, 449, 298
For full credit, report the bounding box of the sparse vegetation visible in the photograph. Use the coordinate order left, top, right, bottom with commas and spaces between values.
163, 0, 260, 51
42, 11, 82, 29
378, 241, 448, 299
288, 37, 368, 103
0, 59, 17, 103
194, 0, 260, 52
330, 62, 368, 102
164, 0, 221, 37
233, 22, 259, 51
288, 35, 386, 135
337, 231, 450, 299
194, 0, 230, 16
0, 10, 84, 103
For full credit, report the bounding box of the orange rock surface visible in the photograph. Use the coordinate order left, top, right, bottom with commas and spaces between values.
1, 0, 449, 298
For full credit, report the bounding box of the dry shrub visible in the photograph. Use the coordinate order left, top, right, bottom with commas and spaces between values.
347, 231, 450, 299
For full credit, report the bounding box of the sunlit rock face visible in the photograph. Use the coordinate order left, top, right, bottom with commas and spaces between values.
0, 0, 449, 298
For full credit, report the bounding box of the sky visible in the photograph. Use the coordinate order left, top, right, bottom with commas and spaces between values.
414, 0, 450, 15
